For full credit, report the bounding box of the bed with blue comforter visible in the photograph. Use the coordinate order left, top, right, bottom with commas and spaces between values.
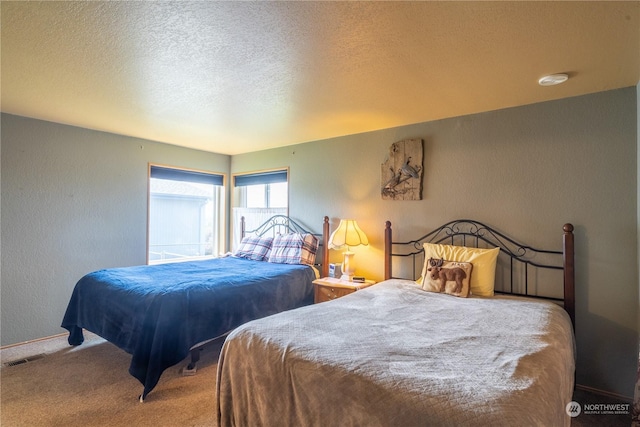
61, 256, 317, 400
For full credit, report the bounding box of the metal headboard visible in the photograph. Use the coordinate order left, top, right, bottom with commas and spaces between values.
240, 215, 330, 278
384, 219, 575, 328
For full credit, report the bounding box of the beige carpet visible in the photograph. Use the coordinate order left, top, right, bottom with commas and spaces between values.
2, 332, 632, 427
1, 332, 221, 427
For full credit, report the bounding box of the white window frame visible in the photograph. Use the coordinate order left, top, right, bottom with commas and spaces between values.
231, 168, 289, 250
147, 163, 226, 264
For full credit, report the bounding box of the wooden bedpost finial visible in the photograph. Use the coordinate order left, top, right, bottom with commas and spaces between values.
563, 223, 574, 233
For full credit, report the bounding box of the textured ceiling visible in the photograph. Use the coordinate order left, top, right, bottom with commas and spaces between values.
2, 1, 639, 155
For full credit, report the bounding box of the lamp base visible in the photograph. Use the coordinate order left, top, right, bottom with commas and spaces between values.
341, 251, 356, 282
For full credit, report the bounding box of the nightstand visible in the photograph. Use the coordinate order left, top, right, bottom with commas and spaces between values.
313, 277, 376, 303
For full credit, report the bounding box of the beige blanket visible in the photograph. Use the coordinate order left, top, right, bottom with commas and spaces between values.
216, 279, 575, 427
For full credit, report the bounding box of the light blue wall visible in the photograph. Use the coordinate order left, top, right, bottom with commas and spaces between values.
233, 87, 639, 399
0, 114, 230, 345
1, 87, 637, 399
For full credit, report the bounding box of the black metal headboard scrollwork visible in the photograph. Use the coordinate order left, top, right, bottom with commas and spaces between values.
384, 219, 575, 328
241, 215, 330, 278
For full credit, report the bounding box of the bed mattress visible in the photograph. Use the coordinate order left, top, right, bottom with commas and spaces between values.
62, 256, 315, 399
216, 279, 575, 426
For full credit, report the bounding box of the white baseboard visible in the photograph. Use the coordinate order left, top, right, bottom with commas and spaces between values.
0, 332, 68, 350
576, 383, 633, 403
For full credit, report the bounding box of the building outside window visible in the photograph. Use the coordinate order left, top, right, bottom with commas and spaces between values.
148, 164, 225, 264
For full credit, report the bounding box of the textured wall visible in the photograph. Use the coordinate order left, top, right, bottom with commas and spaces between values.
1, 87, 637, 399
0, 115, 230, 345
232, 88, 639, 399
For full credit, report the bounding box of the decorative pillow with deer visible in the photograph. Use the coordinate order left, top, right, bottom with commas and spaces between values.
421, 258, 473, 298
418, 243, 499, 296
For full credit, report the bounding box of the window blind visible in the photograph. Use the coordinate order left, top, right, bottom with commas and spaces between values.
150, 166, 223, 186
233, 170, 288, 187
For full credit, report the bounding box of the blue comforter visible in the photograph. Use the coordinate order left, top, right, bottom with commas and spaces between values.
61, 256, 315, 399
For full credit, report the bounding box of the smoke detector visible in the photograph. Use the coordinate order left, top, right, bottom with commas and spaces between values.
538, 74, 569, 86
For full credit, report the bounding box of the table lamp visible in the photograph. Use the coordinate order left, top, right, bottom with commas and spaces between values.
328, 219, 369, 281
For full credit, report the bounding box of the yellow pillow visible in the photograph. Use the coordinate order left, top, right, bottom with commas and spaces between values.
418, 243, 500, 296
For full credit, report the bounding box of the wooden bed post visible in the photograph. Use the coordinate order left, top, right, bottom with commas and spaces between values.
384, 221, 392, 280
563, 223, 575, 330
321, 216, 330, 278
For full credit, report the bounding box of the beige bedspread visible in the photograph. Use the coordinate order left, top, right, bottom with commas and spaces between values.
216, 279, 575, 427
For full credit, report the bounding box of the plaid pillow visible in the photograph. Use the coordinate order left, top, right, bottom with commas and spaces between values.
268, 233, 318, 266
234, 235, 273, 261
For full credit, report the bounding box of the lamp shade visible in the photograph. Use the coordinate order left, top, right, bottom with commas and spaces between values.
328, 219, 369, 249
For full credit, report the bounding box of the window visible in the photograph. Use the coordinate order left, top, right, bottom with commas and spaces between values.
148, 165, 225, 264
232, 169, 288, 250
245, 181, 288, 208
